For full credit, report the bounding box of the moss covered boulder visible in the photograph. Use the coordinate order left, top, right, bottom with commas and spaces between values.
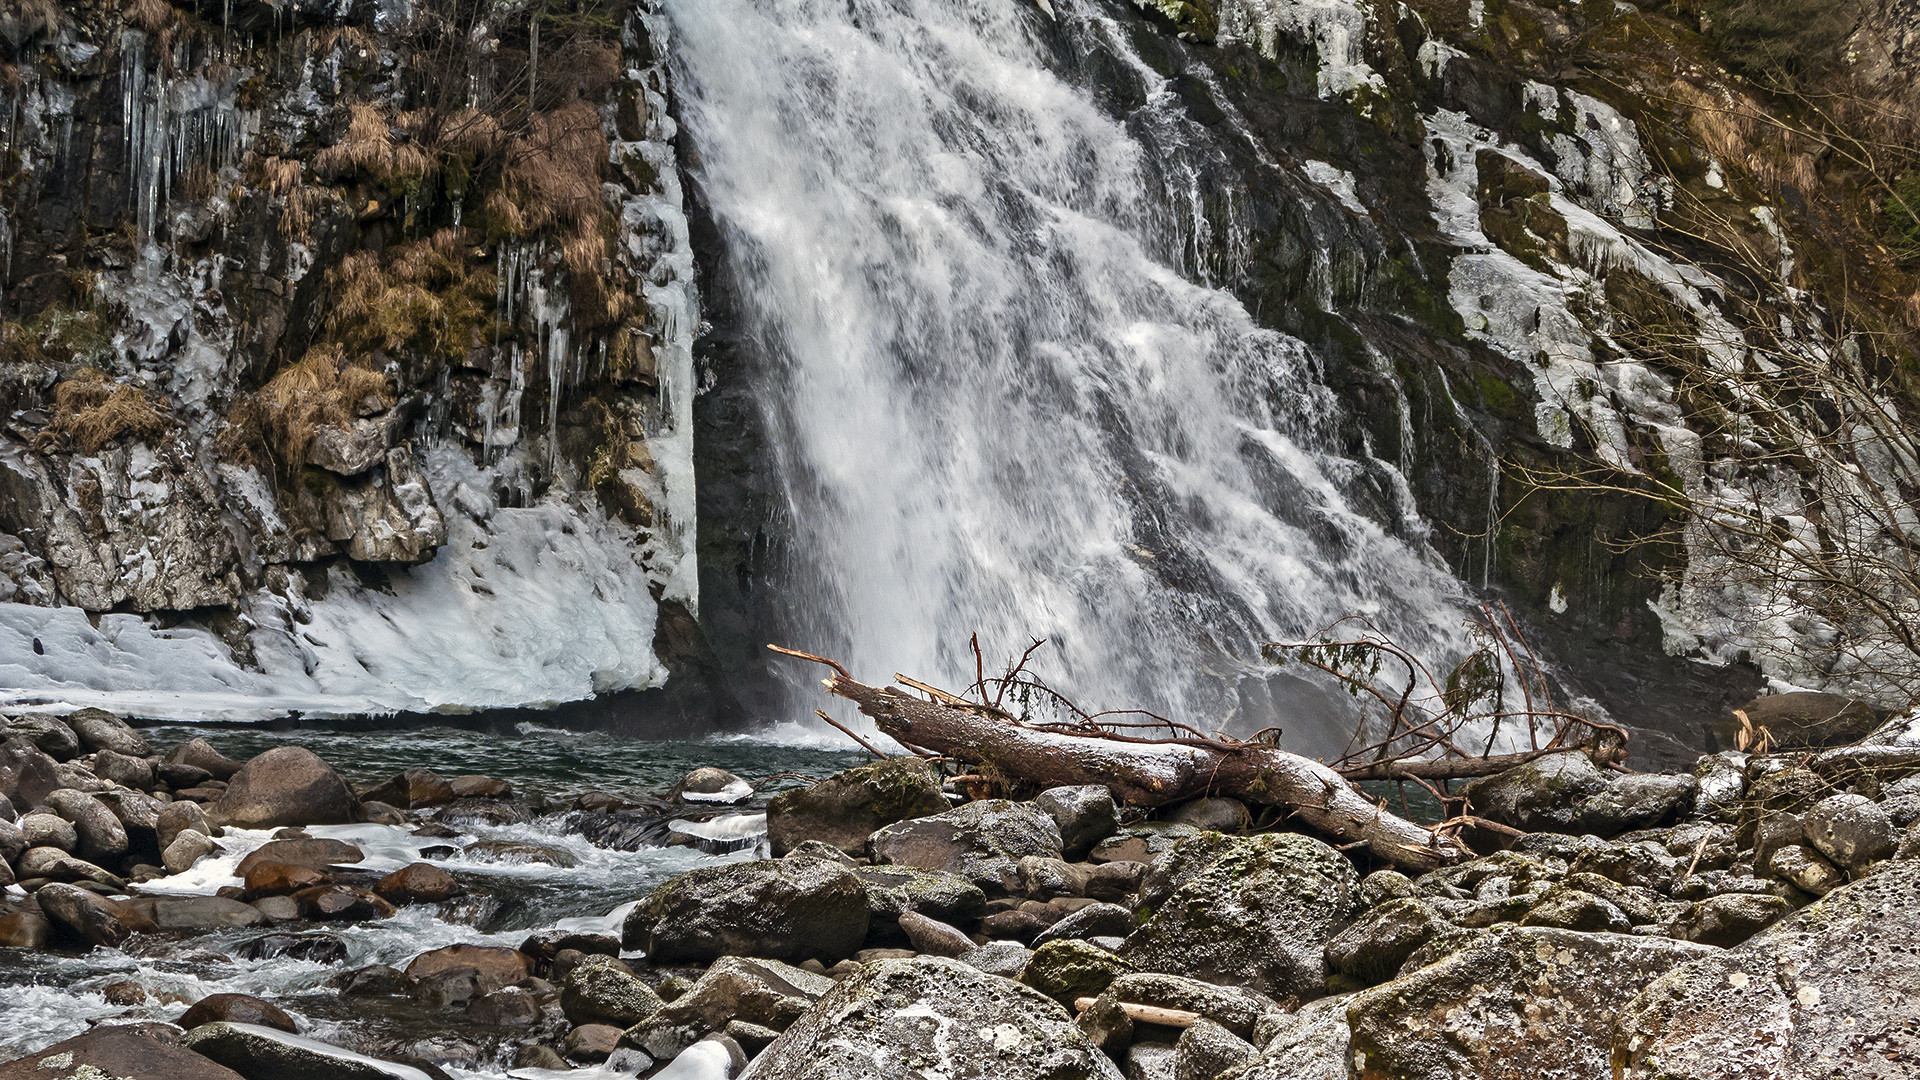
1122, 833, 1360, 999
1347, 925, 1713, 1080
1615, 858, 1920, 1078
766, 758, 949, 857
622, 857, 869, 964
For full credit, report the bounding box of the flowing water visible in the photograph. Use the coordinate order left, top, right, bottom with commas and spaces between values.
671, 0, 1472, 748
0, 723, 866, 1076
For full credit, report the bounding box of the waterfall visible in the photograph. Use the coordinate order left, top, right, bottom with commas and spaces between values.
669, 0, 1473, 746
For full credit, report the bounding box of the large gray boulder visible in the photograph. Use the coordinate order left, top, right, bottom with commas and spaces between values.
45, 789, 128, 863
209, 746, 357, 828
1616, 858, 1920, 1079
560, 955, 664, 1027
622, 857, 869, 963
1463, 752, 1691, 835
65, 708, 151, 757
621, 956, 833, 1062
738, 956, 1124, 1080
1123, 833, 1360, 999
1217, 995, 1351, 1080
0, 1024, 247, 1080
0, 737, 62, 810
1801, 792, 1896, 873
766, 758, 949, 857
869, 799, 1064, 896
183, 1022, 449, 1079
1347, 925, 1715, 1080
854, 864, 987, 926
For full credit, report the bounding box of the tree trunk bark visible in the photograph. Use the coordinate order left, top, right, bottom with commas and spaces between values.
821, 674, 1469, 873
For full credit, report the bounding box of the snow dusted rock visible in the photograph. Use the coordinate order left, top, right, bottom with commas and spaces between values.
766, 758, 948, 856
869, 799, 1064, 896
670, 767, 753, 804
1033, 784, 1120, 860
1801, 793, 1897, 873
738, 956, 1123, 1080
1123, 833, 1360, 999
623, 858, 869, 964
210, 746, 358, 828
1346, 925, 1715, 1080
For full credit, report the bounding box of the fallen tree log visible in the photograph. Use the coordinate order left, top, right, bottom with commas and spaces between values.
799, 661, 1469, 872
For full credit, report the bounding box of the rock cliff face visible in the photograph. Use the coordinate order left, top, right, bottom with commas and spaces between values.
0, 0, 720, 725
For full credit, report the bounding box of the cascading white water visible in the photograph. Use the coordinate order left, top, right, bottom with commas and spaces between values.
670, 0, 1472, 745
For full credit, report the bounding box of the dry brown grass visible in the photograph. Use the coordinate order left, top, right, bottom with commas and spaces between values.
224, 344, 394, 470
315, 103, 433, 187
38, 369, 171, 452
123, 0, 175, 34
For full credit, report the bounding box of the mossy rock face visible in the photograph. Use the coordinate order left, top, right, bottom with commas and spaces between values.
1346, 926, 1714, 1080
765, 757, 948, 857
1616, 860, 1920, 1078
1121, 833, 1360, 999
1021, 938, 1136, 1006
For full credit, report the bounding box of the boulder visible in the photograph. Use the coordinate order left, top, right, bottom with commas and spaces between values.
405, 944, 532, 985
374, 862, 463, 904
165, 738, 244, 781
1162, 796, 1252, 832
1033, 785, 1120, 860
448, 775, 512, 799
158, 760, 215, 788
1616, 858, 1920, 1079
44, 789, 127, 863
93, 748, 156, 790
853, 864, 986, 926
35, 881, 129, 948
1215, 995, 1351, 1080
1720, 692, 1891, 749
236, 837, 365, 875
1079, 973, 1283, 1050
18, 846, 122, 886
361, 768, 456, 809
737, 956, 1123, 1080
209, 747, 357, 828
0, 910, 51, 948
623, 857, 869, 964
620, 956, 833, 1062
560, 955, 664, 1026
1347, 925, 1714, 1080
897, 910, 975, 956
465, 986, 539, 1027
21, 812, 76, 851
1032, 901, 1134, 947
765, 758, 948, 856
66, 709, 151, 757
1018, 855, 1090, 899
7, 716, 81, 760
1022, 938, 1134, 1005
149, 896, 268, 930
162, 830, 221, 874
0, 737, 62, 810
333, 965, 410, 997
565, 1023, 623, 1063
670, 766, 753, 803
180, 993, 299, 1033
959, 940, 1035, 978
1123, 833, 1359, 999
459, 839, 575, 866
292, 885, 396, 922
183, 1023, 452, 1080
1174, 1019, 1258, 1080
240, 933, 351, 964
1801, 792, 1897, 872
0, 816, 21, 863
0, 1024, 247, 1080
1669, 892, 1794, 947
1460, 752, 1640, 834
244, 861, 332, 898
869, 799, 1064, 896
1323, 897, 1451, 986
1089, 822, 1203, 864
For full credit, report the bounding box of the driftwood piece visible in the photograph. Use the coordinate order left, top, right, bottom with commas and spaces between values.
816, 671, 1469, 872
1072, 999, 1201, 1027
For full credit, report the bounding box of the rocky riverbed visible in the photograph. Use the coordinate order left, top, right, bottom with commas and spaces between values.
3, 710, 1919, 1079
